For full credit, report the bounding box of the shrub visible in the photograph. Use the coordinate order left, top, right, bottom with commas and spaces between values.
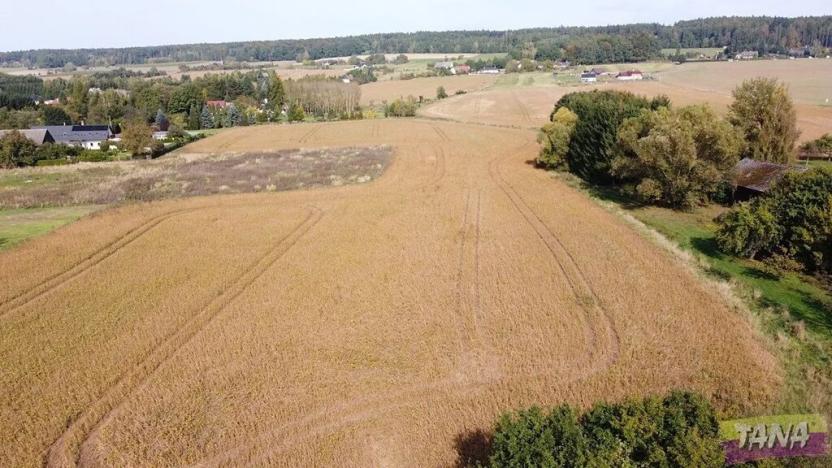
437, 86, 448, 100
611, 105, 743, 209
385, 97, 418, 117
552, 90, 653, 183
729, 78, 800, 163
0, 130, 38, 168
537, 107, 578, 169
488, 391, 723, 468
800, 133, 832, 156
716, 167, 832, 273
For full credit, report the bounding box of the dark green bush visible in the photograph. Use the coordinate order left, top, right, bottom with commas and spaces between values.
553, 90, 653, 183
717, 167, 832, 273
488, 391, 723, 468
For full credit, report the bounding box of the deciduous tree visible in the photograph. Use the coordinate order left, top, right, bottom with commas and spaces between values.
729, 78, 799, 163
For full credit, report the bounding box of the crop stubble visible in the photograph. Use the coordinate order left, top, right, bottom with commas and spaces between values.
0, 119, 779, 467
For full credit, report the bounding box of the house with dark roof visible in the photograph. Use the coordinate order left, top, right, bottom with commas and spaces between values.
0, 129, 54, 146
580, 71, 599, 83
733, 158, 809, 201
31, 125, 113, 150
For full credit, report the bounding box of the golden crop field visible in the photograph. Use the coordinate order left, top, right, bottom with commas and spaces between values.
360, 75, 499, 106
0, 119, 779, 467
420, 59, 832, 141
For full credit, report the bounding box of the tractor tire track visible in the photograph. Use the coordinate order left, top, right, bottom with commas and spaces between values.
488, 147, 620, 374
297, 125, 321, 144
193, 144, 624, 466
0, 208, 198, 321
47, 206, 324, 468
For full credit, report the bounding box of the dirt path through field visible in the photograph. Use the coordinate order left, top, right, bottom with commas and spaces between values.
0, 120, 778, 467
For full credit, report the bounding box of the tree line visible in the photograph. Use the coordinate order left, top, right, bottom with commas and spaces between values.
538, 78, 830, 277
2, 16, 830, 68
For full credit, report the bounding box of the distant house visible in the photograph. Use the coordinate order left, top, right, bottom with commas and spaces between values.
435, 61, 459, 74
0, 129, 54, 146
152, 131, 169, 141
454, 64, 471, 75
32, 125, 113, 150
580, 71, 598, 83
206, 100, 230, 109
735, 50, 759, 60
616, 70, 643, 81
478, 66, 500, 75
733, 158, 809, 201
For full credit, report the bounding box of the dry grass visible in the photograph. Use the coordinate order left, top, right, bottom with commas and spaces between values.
360, 75, 498, 106
420, 59, 832, 142
0, 145, 390, 208
0, 119, 780, 467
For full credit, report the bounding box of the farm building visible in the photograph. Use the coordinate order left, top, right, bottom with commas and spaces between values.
31, 125, 114, 150
0, 129, 55, 146
732, 157, 809, 201
454, 64, 471, 75
434, 61, 455, 73
735, 50, 759, 60
478, 66, 500, 75
616, 70, 643, 80
580, 71, 599, 83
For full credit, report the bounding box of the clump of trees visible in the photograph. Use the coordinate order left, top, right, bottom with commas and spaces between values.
728, 78, 800, 163
716, 167, 832, 274
547, 90, 659, 183
801, 133, 832, 157
536, 107, 578, 169
612, 105, 743, 208
488, 391, 723, 467
540, 79, 802, 210
0, 131, 37, 168
284, 76, 361, 120
385, 97, 418, 117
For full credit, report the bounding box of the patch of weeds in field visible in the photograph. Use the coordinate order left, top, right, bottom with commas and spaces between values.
0, 205, 102, 250
553, 170, 832, 422
0, 146, 392, 209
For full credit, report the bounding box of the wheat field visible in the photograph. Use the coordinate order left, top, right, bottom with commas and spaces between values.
0, 119, 780, 467
420, 60, 832, 142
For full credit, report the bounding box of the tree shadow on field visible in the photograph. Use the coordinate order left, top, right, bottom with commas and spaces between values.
453, 428, 492, 468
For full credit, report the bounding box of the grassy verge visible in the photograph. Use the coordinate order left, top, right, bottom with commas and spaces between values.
0, 206, 103, 251
555, 172, 832, 422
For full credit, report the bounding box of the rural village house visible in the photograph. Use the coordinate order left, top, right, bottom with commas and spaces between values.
735, 50, 759, 60
616, 70, 644, 80
580, 71, 598, 83
31, 125, 114, 150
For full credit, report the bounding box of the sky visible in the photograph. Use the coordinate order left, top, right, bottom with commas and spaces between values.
0, 0, 830, 52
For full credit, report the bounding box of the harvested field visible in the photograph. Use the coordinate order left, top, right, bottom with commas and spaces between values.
421, 60, 832, 141
360, 75, 498, 106
0, 119, 780, 467
419, 86, 569, 128
0, 145, 390, 208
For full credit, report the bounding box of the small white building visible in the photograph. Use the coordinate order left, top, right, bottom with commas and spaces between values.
580, 72, 598, 83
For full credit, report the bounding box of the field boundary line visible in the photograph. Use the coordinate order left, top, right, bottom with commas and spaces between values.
46, 205, 324, 468
0, 208, 198, 320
